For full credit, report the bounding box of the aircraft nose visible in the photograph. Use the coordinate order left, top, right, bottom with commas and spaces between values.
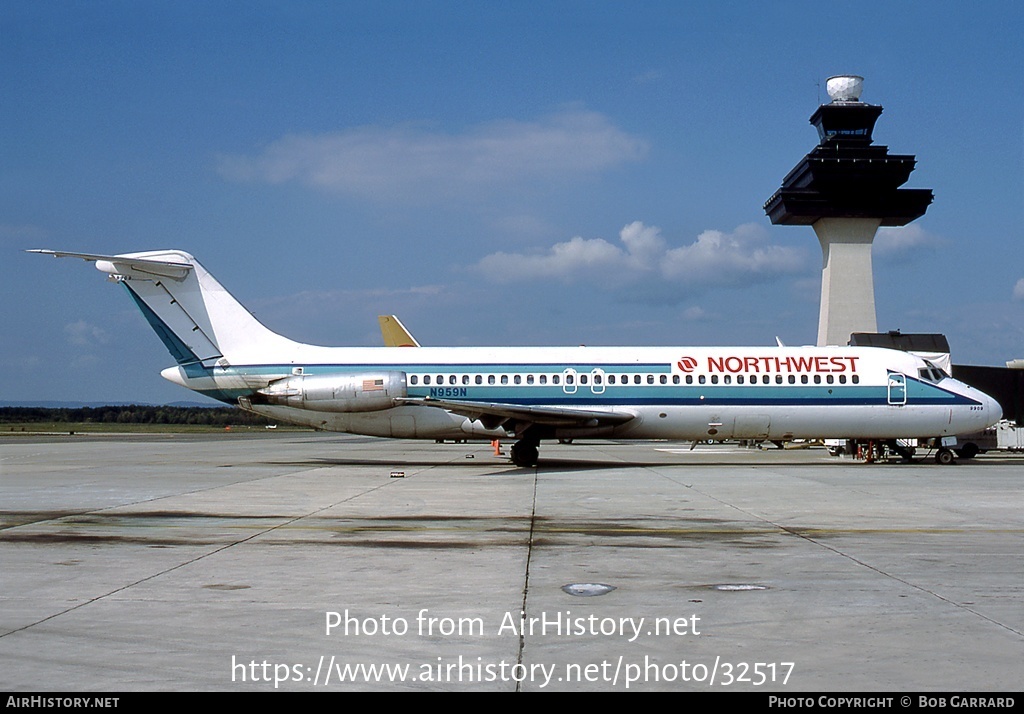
985, 391, 1003, 424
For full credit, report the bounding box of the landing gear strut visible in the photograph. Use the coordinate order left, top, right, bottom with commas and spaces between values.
510, 439, 540, 467
888, 440, 916, 462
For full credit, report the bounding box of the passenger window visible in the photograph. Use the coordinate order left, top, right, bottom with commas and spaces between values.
826, 375, 834, 384
634, 375, 641, 384
775, 375, 783, 384
711, 375, 719, 384
699, 375, 706, 384
514, 375, 521, 384
801, 375, 808, 384
488, 375, 496, 385
449, 375, 457, 385
673, 375, 680, 384
475, 375, 482, 385
814, 375, 821, 384
424, 375, 431, 385
501, 375, 509, 384
580, 375, 588, 385
553, 375, 560, 385
852, 375, 860, 384
686, 375, 693, 384
839, 375, 846, 384
660, 375, 667, 384
527, 375, 534, 385
788, 375, 795, 384
539, 375, 547, 385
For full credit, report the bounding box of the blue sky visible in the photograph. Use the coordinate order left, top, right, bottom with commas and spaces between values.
3, 1, 1022, 404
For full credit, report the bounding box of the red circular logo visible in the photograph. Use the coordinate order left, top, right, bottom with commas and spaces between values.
676, 356, 698, 372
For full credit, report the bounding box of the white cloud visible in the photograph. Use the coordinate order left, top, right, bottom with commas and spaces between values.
632, 69, 664, 84
681, 306, 710, 321
251, 285, 446, 325
660, 224, 804, 285
64, 320, 108, 347
247, 284, 448, 344
1013, 278, 1024, 301
477, 235, 624, 281
474, 221, 808, 300
874, 224, 944, 255
217, 109, 647, 201
0, 224, 47, 243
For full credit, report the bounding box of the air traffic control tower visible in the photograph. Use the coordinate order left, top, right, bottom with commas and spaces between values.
764, 76, 933, 346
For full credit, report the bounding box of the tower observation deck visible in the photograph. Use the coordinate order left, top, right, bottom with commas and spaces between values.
764, 76, 933, 345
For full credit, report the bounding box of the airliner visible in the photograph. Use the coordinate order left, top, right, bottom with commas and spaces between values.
31, 249, 1001, 466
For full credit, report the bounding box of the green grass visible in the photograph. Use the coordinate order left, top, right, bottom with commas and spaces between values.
0, 422, 308, 435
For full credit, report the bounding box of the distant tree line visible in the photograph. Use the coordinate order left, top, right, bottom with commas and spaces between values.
0, 405, 276, 426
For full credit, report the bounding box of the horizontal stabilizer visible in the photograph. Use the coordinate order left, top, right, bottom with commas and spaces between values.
28, 249, 194, 280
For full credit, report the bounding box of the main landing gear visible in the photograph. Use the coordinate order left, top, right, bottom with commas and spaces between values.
864, 439, 959, 465
510, 439, 540, 468
508, 426, 546, 468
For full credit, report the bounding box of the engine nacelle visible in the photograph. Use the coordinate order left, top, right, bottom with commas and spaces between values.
255, 371, 407, 413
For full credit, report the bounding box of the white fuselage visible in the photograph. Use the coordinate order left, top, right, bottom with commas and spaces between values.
163, 344, 1000, 442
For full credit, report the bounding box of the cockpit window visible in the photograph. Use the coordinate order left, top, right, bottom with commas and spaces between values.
921, 358, 950, 381
918, 361, 948, 384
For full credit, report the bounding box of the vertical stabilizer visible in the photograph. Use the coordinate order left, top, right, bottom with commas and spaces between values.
378, 315, 421, 347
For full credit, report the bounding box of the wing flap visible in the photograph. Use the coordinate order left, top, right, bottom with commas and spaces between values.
396, 396, 636, 431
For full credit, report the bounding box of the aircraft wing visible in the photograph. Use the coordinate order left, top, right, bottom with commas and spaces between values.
396, 396, 636, 431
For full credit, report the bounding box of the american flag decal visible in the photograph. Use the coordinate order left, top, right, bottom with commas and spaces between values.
363, 379, 385, 392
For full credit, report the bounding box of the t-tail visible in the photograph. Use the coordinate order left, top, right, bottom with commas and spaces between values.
29, 249, 300, 401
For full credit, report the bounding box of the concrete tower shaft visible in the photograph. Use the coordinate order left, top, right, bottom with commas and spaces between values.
814, 217, 881, 346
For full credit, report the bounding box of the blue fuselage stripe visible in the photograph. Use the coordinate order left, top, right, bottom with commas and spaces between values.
187, 362, 978, 407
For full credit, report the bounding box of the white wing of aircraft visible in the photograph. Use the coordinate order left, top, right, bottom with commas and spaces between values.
31, 249, 1001, 467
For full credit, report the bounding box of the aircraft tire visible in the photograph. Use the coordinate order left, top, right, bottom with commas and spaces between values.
510, 441, 539, 468
955, 443, 979, 459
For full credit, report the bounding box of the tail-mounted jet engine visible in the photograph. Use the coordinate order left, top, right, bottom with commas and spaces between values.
253, 371, 407, 412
